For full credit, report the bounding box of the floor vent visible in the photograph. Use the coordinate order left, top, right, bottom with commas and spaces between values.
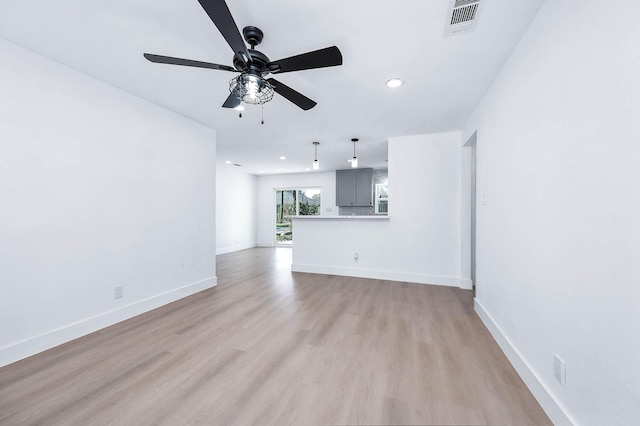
445, 0, 482, 36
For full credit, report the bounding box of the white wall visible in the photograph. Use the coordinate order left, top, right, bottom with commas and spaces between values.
256, 171, 338, 246
216, 165, 258, 254
0, 39, 217, 367
462, 0, 640, 424
389, 132, 462, 283
292, 132, 464, 288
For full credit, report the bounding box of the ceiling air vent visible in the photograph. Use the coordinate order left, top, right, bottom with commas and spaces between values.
445, 0, 482, 36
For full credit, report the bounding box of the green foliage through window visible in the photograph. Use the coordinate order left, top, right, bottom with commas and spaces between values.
275, 188, 321, 244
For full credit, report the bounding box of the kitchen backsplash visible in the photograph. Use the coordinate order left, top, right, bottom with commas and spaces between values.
339, 205, 375, 216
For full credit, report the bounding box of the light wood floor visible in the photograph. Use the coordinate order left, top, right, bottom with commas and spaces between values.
0, 248, 550, 425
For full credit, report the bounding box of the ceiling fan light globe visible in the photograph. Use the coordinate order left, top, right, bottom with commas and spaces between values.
230, 74, 274, 105
312, 160, 319, 170
246, 76, 260, 97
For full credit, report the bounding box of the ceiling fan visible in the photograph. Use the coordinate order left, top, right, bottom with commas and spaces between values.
143, 0, 343, 111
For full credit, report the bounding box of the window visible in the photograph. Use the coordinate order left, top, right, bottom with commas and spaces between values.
275, 188, 321, 245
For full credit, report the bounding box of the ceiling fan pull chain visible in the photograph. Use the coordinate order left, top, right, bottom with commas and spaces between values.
239, 111, 242, 118
261, 105, 265, 125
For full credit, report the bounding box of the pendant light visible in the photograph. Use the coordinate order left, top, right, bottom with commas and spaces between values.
351, 138, 359, 168
312, 141, 320, 170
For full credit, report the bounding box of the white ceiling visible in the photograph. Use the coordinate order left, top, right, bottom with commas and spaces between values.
0, 0, 544, 175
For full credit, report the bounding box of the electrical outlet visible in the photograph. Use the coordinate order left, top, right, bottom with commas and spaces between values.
236, 237, 239, 243
354, 252, 359, 262
553, 354, 566, 386
114, 285, 124, 300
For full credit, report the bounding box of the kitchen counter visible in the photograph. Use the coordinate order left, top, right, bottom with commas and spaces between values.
289, 215, 389, 220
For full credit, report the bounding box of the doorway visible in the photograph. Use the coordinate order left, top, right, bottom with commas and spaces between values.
275, 188, 321, 246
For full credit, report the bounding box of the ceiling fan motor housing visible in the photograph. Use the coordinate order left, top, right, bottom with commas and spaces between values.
233, 46, 270, 73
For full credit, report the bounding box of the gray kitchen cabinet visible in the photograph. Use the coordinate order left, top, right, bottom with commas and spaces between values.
336, 168, 373, 206
336, 169, 354, 206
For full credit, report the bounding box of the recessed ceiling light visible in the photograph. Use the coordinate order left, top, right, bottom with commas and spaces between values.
386, 78, 403, 88
305, 167, 310, 171
279, 156, 286, 160
234, 105, 245, 111
224, 160, 232, 164
259, 170, 264, 173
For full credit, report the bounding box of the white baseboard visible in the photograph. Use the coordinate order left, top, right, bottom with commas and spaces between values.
0, 276, 217, 368
216, 242, 257, 255
291, 263, 463, 288
256, 242, 274, 248
474, 298, 574, 426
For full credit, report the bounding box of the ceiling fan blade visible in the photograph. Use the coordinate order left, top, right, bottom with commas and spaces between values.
222, 92, 241, 108
197, 0, 251, 63
267, 78, 317, 110
268, 46, 342, 74
144, 53, 236, 72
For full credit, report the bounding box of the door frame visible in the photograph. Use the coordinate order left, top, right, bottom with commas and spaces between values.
462, 132, 477, 292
